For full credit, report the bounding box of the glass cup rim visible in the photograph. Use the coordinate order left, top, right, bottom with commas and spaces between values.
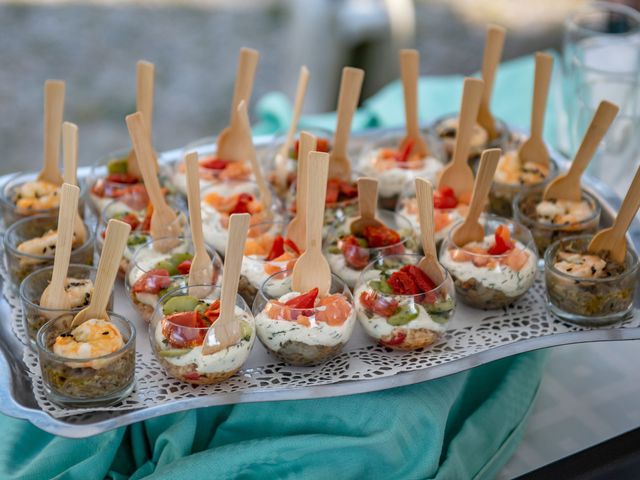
445, 213, 536, 259
130, 235, 219, 275
156, 284, 251, 331
256, 269, 353, 314
513, 188, 602, 228
565, 2, 640, 37
360, 253, 453, 299
36, 311, 136, 363
3, 213, 95, 260
19, 263, 100, 312
333, 209, 415, 252
0, 171, 87, 212
544, 233, 640, 283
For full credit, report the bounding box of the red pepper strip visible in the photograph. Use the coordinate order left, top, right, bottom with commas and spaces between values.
488, 225, 515, 255
283, 238, 301, 256
265, 235, 285, 261
396, 139, 415, 163
284, 288, 319, 309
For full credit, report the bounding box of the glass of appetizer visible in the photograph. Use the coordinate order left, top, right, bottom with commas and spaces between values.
0, 171, 88, 228
358, 132, 445, 209
239, 221, 303, 305
440, 214, 538, 309
36, 312, 136, 407
324, 210, 417, 288
20, 264, 114, 347
397, 185, 472, 248
252, 272, 356, 366
488, 147, 559, 218
3, 214, 95, 287
513, 187, 601, 256
125, 236, 222, 321
200, 180, 284, 255
432, 114, 511, 162
150, 285, 255, 384
97, 195, 187, 277
544, 235, 639, 326
355, 254, 455, 350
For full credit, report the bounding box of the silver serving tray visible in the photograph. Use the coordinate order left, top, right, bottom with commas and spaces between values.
1, 128, 638, 438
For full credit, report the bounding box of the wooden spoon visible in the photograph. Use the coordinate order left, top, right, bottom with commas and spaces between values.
185, 151, 214, 295
452, 148, 501, 246
350, 177, 383, 236
518, 52, 553, 168
62, 122, 87, 244
127, 60, 156, 178
39, 183, 79, 313
399, 49, 429, 157
291, 151, 331, 296
202, 213, 250, 355
236, 101, 272, 210
588, 164, 640, 264
438, 77, 485, 197
286, 131, 316, 248
544, 101, 619, 201
275, 66, 310, 189
476, 25, 506, 140
38, 80, 65, 185
217, 48, 260, 161
329, 67, 364, 182
415, 178, 446, 285
126, 112, 182, 251
71, 219, 131, 327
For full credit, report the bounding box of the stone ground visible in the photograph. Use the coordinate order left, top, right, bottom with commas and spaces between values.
0, 0, 582, 174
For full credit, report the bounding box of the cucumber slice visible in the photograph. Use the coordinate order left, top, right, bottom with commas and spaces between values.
155, 260, 179, 276
240, 320, 252, 341
426, 297, 455, 314
158, 348, 191, 358
163, 295, 200, 315
107, 157, 128, 174
387, 305, 419, 326
169, 252, 193, 266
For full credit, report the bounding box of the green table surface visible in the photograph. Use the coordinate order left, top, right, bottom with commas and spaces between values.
0, 53, 555, 479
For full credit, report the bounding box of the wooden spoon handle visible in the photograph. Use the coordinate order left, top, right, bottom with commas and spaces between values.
452, 78, 485, 166
89, 219, 131, 317
295, 131, 317, 224
400, 49, 421, 138
219, 213, 250, 324
136, 60, 155, 136
357, 177, 378, 219
415, 178, 437, 258
62, 122, 78, 186
279, 66, 310, 158
568, 100, 619, 181
466, 148, 501, 222
530, 52, 553, 139
50, 184, 79, 292
306, 152, 330, 253
480, 25, 506, 107
42, 80, 65, 183
185, 151, 207, 255
332, 67, 364, 158
236, 101, 272, 209
230, 48, 260, 119
612, 165, 640, 238
126, 112, 169, 212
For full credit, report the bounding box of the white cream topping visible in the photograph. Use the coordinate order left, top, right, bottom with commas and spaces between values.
326, 253, 364, 288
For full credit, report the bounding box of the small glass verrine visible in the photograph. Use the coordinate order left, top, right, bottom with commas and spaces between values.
440, 214, 538, 309
20, 264, 114, 347
544, 234, 638, 326
150, 285, 256, 384
3, 214, 95, 288
36, 312, 136, 408
252, 271, 356, 366
354, 254, 456, 350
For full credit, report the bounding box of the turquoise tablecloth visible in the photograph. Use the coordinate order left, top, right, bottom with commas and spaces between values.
0, 54, 554, 480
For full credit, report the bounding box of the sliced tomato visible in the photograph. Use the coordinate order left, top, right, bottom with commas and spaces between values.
359, 291, 399, 317
284, 288, 319, 309
396, 139, 414, 162
106, 173, 139, 184
488, 224, 515, 255
162, 311, 208, 348
132, 269, 172, 294
362, 225, 401, 248
325, 179, 340, 204
434, 186, 458, 209
340, 235, 370, 270
265, 235, 285, 261
400, 265, 436, 292
380, 330, 407, 347
338, 180, 357, 198
387, 270, 421, 295
229, 193, 254, 214
204, 299, 221, 323
201, 158, 230, 170
116, 213, 141, 231
176, 260, 192, 275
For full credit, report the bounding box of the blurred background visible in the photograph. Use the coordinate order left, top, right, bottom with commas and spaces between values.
0, 0, 637, 173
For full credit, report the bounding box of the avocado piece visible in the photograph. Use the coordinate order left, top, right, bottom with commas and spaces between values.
127, 234, 148, 247
158, 348, 191, 358
194, 302, 209, 318
162, 295, 200, 315
169, 252, 193, 266
107, 157, 128, 174
387, 305, 419, 326
426, 297, 455, 314
240, 320, 252, 341
155, 260, 179, 276
371, 277, 393, 294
